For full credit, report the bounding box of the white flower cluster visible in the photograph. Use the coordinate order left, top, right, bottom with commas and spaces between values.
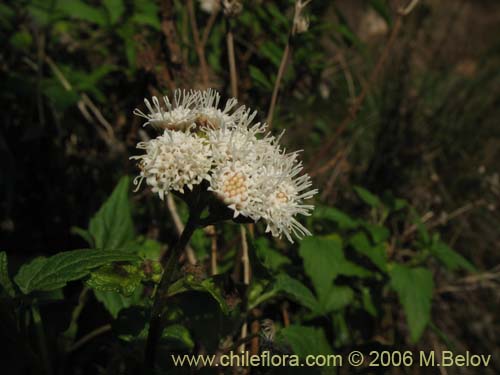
131, 89, 317, 242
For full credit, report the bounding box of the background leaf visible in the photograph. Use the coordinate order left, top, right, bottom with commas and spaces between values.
430, 240, 476, 272
353, 186, 382, 207
103, 0, 124, 25
299, 236, 371, 310
390, 265, 434, 342
89, 176, 135, 251
278, 325, 334, 357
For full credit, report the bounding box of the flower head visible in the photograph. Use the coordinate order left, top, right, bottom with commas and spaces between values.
131, 130, 212, 200
133, 90, 201, 131
194, 88, 245, 130
131, 88, 317, 242
260, 152, 317, 242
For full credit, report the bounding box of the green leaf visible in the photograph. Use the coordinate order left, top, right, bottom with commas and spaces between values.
94, 288, 143, 318
390, 265, 434, 343
0, 252, 16, 297
58, 0, 108, 25
132, 1, 160, 30
250, 274, 320, 312
168, 276, 229, 314
266, 3, 289, 26
313, 206, 359, 229
322, 286, 354, 312
349, 232, 387, 272
299, 236, 370, 302
430, 240, 475, 272
9, 31, 32, 49
89, 176, 135, 250
274, 274, 319, 311
278, 325, 334, 357
260, 41, 283, 67
364, 223, 390, 243
353, 185, 382, 207
86, 264, 143, 296
14, 249, 139, 294
254, 238, 291, 272
162, 324, 194, 350
70, 226, 95, 247
249, 65, 273, 90
410, 207, 430, 244
103, 0, 124, 24
361, 287, 377, 317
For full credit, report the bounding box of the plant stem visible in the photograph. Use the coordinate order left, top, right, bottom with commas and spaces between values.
266, 41, 290, 129
226, 20, 238, 98
144, 211, 200, 371
32, 304, 53, 375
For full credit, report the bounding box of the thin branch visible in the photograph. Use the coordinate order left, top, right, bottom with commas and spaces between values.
399, 0, 420, 15
226, 22, 238, 97
67, 324, 112, 353
238, 225, 250, 353
266, 0, 311, 128
266, 42, 290, 128
187, 0, 210, 87
308, 8, 407, 175
201, 8, 220, 47
45, 56, 117, 146
145, 188, 207, 371
166, 195, 197, 265
205, 225, 218, 275
160, 0, 185, 79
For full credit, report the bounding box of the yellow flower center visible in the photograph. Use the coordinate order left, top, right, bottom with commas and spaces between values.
222, 172, 247, 199
276, 191, 289, 203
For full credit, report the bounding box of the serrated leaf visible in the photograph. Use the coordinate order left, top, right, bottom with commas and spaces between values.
353, 185, 382, 207
430, 241, 475, 272
14, 249, 139, 294
390, 265, 433, 343
0, 252, 16, 297
86, 264, 143, 296
349, 232, 387, 272
89, 176, 135, 250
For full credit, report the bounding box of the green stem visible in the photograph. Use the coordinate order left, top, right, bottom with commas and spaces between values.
144, 209, 201, 371
32, 304, 53, 375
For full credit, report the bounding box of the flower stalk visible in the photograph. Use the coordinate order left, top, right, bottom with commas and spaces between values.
144, 187, 207, 370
